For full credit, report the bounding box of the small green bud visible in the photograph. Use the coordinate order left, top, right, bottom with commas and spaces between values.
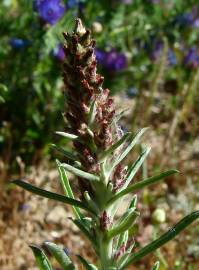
152, 208, 166, 224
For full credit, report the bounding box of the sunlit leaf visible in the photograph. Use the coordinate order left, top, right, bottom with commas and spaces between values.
30, 245, 53, 270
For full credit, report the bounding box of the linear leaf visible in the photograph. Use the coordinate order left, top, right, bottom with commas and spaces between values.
76, 255, 98, 270
122, 211, 199, 269
61, 163, 99, 181
151, 262, 160, 270
113, 128, 148, 168
116, 231, 129, 251
51, 144, 78, 161
125, 146, 151, 186
108, 169, 178, 205
99, 133, 130, 162
55, 131, 78, 140
12, 180, 94, 214
107, 208, 139, 239
29, 245, 53, 270
56, 160, 83, 219
44, 242, 75, 270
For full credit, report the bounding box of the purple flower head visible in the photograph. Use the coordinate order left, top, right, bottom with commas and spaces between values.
173, 13, 193, 27
96, 49, 126, 72
52, 43, 65, 61
95, 49, 107, 64
9, 38, 30, 49
105, 50, 127, 72
193, 18, 199, 28
184, 47, 199, 68
34, 0, 66, 25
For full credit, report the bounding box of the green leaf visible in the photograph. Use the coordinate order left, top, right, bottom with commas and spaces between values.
125, 146, 151, 186
122, 211, 199, 269
107, 208, 139, 239
0, 96, 5, 103
99, 132, 130, 162
108, 169, 178, 206
151, 261, 160, 270
84, 191, 99, 213
128, 195, 137, 209
116, 231, 129, 251
44, 242, 75, 270
117, 240, 135, 268
51, 144, 78, 161
56, 160, 83, 219
60, 163, 100, 182
12, 180, 94, 214
55, 131, 78, 140
113, 128, 148, 168
0, 83, 8, 92
29, 245, 53, 270
76, 255, 98, 270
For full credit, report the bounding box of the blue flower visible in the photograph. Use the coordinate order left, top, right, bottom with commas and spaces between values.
193, 18, 199, 28
9, 38, 30, 49
52, 43, 65, 61
173, 13, 193, 27
33, 0, 66, 25
95, 49, 106, 64
106, 50, 127, 72
184, 47, 199, 68
167, 49, 177, 66
96, 49, 126, 72
126, 87, 138, 98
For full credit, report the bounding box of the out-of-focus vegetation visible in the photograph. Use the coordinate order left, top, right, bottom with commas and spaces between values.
1, 0, 199, 173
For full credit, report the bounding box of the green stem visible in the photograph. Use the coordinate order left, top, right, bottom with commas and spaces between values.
98, 233, 113, 270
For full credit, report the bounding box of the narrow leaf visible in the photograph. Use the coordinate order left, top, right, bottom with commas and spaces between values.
29, 245, 53, 270
116, 231, 129, 251
113, 128, 148, 168
77, 255, 98, 270
108, 169, 178, 206
12, 180, 94, 214
51, 144, 78, 161
151, 261, 160, 270
125, 146, 151, 186
117, 240, 135, 268
122, 211, 199, 269
44, 242, 75, 270
56, 160, 83, 219
108, 208, 139, 239
99, 132, 130, 162
55, 131, 78, 140
61, 163, 99, 181
128, 195, 137, 209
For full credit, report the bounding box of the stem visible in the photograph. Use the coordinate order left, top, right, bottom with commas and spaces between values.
98, 232, 113, 270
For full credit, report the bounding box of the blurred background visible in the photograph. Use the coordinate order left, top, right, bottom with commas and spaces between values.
0, 0, 199, 269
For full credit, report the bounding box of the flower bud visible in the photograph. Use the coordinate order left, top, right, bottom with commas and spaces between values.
92, 22, 103, 33
152, 208, 166, 224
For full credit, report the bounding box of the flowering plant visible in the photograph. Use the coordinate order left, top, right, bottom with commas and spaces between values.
13, 19, 199, 270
